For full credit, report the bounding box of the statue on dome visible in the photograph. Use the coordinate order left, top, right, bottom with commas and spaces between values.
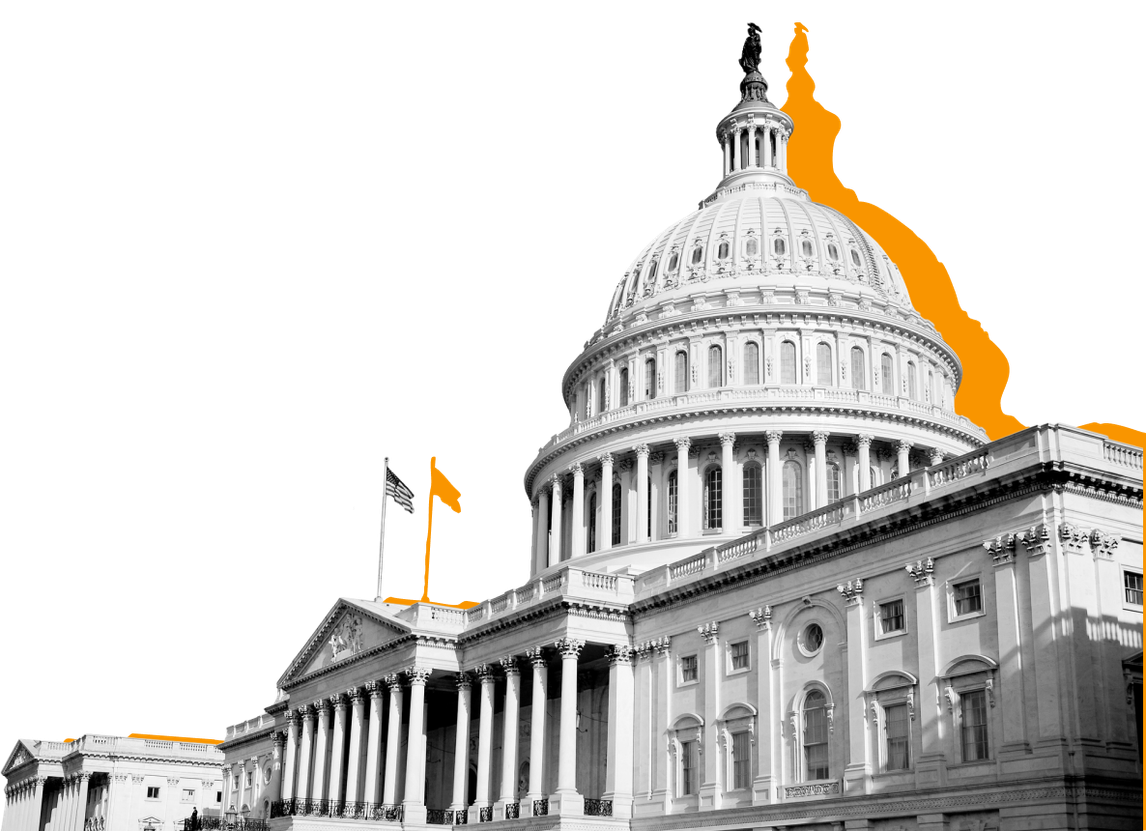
739, 22, 762, 74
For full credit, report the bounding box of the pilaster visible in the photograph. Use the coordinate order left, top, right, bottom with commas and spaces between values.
838, 580, 870, 794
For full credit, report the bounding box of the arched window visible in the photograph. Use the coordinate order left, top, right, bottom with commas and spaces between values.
675, 351, 688, 394
851, 347, 866, 391
645, 358, 656, 400
782, 460, 803, 520
781, 341, 797, 384
816, 343, 833, 387
745, 237, 759, 257
668, 251, 679, 272
753, 131, 762, 168
773, 238, 787, 256
826, 463, 841, 503
870, 466, 881, 487
703, 466, 722, 531
648, 260, 658, 282
584, 386, 592, 419
611, 483, 622, 546
743, 342, 759, 385
742, 463, 763, 527
691, 244, 703, 266
927, 369, 935, 403
598, 377, 607, 414
907, 361, 917, 400
803, 690, 830, 781
619, 367, 629, 407
708, 344, 723, 388
800, 239, 814, 257
667, 470, 679, 535
628, 266, 641, 298
850, 249, 862, 267
588, 492, 597, 553
877, 354, 892, 395
648, 475, 653, 538
769, 130, 777, 164
827, 242, 839, 262
717, 240, 730, 260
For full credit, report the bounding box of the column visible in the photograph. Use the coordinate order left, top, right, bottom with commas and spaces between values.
570, 464, 585, 558
450, 674, 472, 813
281, 701, 300, 802
778, 132, 787, 172
603, 645, 635, 818
535, 487, 550, 572
991, 542, 1029, 753
722, 131, 731, 176
328, 695, 347, 805
857, 435, 873, 492
749, 608, 776, 804
813, 431, 829, 508
910, 564, 945, 784
529, 498, 539, 575
469, 664, 496, 822
929, 448, 946, 467
363, 681, 385, 804
649, 451, 664, 541
674, 438, 691, 537
312, 699, 330, 802
598, 453, 614, 552
719, 433, 736, 531
762, 126, 773, 168
766, 431, 782, 526
402, 667, 431, 823
896, 440, 911, 479
746, 125, 756, 167
635, 445, 650, 543
269, 733, 286, 809
344, 688, 365, 804
382, 674, 403, 807
699, 624, 721, 810
551, 637, 585, 815
839, 580, 870, 794
525, 648, 548, 814
549, 476, 563, 565
297, 706, 315, 801
497, 658, 522, 814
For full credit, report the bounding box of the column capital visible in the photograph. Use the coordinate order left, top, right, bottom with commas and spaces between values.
366, 679, 386, 699
812, 430, 830, 446
525, 646, 547, 666
649, 450, 664, 466
606, 644, 634, 666
272, 732, 286, 748
929, 448, 947, 465
405, 666, 432, 685
312, 698, 329, 714
285, 709, 301, 725
347, 685, 365, 704
165, 777, 179, 787
570, 462, 583, 476
633, 443, 650, 458
499, 656, 521, 677
857, 433, 874, 449
455, 672, 472, 690
551, 474, 563, 495
597, 451, 614, 466
765, 430, 783, 445
896, 440, 913, 454
697, 621, 720, 644
837, 578, 864, 605
329, 692, 346, 711
904, 558, 934, 587
473, 663, 496, 683
748, 605, 772, 630
383, 672, 403, 691
718, 432, 736, 448
673, 436, 691, 452
300, 705, 316, 721
554, 637, 585, 658
984, 533, 1018, 565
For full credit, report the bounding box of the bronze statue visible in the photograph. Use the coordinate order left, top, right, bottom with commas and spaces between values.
739, 22, 762, 74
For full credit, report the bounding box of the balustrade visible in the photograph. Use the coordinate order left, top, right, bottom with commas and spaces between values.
270, 800, 402, 822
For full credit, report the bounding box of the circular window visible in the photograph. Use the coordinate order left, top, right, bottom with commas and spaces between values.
799, 622, 825, 657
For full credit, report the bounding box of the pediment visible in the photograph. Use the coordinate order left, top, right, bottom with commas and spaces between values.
277, 599, 411, 687
2, 740, 36, 776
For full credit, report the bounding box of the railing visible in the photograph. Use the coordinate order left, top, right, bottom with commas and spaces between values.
429, 606, 466, 625
84, 819, 106, 831
531, 798, 549, 817
478, 806, 493, 823
490, 593, 510, 614
1104, 441, 1144, 470
270, 800, 402, 822
581, 571, 617, 591
669, 553, 706, 580
859, 478, 912, 514
426, 809, 466, 825
583, 799, 613, 817
770, 502, 846, 544
504, 802, 519, 820
182, 819, 265, 831
927, 450, 990, 489
541, 573, 564, 594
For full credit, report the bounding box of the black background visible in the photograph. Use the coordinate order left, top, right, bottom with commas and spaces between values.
0, 14, 1132, 770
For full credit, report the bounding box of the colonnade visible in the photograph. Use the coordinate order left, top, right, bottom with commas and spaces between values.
532, 430, 951, 571
279, 640, 634, 820
721, 122, 786, 176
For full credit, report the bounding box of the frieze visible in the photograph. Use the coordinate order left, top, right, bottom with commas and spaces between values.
783, 781, 840, 799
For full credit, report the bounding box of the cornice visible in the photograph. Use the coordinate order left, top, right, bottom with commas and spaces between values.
218, 726, 276, 753
457, 597, 630, 647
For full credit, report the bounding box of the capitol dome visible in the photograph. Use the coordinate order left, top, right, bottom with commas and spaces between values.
522, 57, 988, 577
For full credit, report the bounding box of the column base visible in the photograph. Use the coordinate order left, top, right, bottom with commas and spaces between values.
401, 804, 426, 825
842, 764, 870, 796
697, 783, 721, 811
600, 794, 633, 819
751, 776, 776, 805
548, 791, 583, 816
466, 803, 491, 825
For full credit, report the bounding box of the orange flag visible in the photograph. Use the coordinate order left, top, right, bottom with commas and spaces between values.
430, 457, 461, 512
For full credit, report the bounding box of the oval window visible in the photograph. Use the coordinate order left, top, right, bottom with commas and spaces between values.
745, 237, 759, 257
827, 243, 839, 261
800, 239, 814, 257
691, 245, 704, 265
648, 260, 657, 280
805, 623, 824, 653
773, 238, 787, 256
717, 241, 730, 260
668, 252, 679, 272
850, 249, 862, 267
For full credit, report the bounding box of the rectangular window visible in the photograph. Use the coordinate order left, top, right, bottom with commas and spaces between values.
804, 708, 829, 780
181, 789, 195, 803
1125, 571, 1143, 607
953, 579, 982, 616
960, 689, 989, 761
216, 793, 222, 804
781, 341, 797, 384
742, 464, 762, 527
680, 655, 698, 683
146, 787, 160, 800
885, 704, 910, 770
731, 731, 751, 790
245, 772, 252, 787
674, 351, 688, 394
879, 599, 905, 634
667, 472, 678, 534
681, 740, 699, 795
730, 640, 749, 671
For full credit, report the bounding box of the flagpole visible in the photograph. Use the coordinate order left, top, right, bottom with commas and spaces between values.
376, 456, 390, 601
422, 457, 435, 602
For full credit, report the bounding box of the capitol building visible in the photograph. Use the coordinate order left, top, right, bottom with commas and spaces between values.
6, 29, 1144, 831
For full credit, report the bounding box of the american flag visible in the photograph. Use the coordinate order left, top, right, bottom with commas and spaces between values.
386, 467, 415, 514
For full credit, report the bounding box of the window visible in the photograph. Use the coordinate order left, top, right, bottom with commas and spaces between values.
743, 342, 759, 385
647, 475, 653, 539
782, 460, 803, 520
717, 240, 730, 260
880, 353, 894, 395
181, 789, 195, 803
742, 463, 763, 527
800, 239, 814, 257
927, 369, 935, 402
803, 691, 830, 780
708, 345, 723, 388
803, 623, 824, 654
691, 244, 704, 266
773, 237, 786, 256
704, 466, 722, 530
645, 358, 656, 400
960, 690, 989, 761
879, 599, 905, 635
680, 740, 700, 795
885, 704, 910, 770
745, 237, 758, 257
680, 655, 698, 684
611, 483, 621, 546
953, 579, 982, 616
850, 248, 862, 267
588, 492, 597, 553
668, 251, 679, 272
216, 793, 222, 804
826, 462, 841, 504
675, 351, 688, 393
146, 787, 160, 800
667, 470, 678, 534
816, 343, 832, 386
780, 340, 797, 384
730, 640, 749, 671
731, 731, 751, 789
598, 377, 607, 414
1125, 571, 1143, 607
648, 259, 658, 281
619, 367, 629, 407
907, 361, 917, 400
850, 346, 866, 391
827, 242, 839, 261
